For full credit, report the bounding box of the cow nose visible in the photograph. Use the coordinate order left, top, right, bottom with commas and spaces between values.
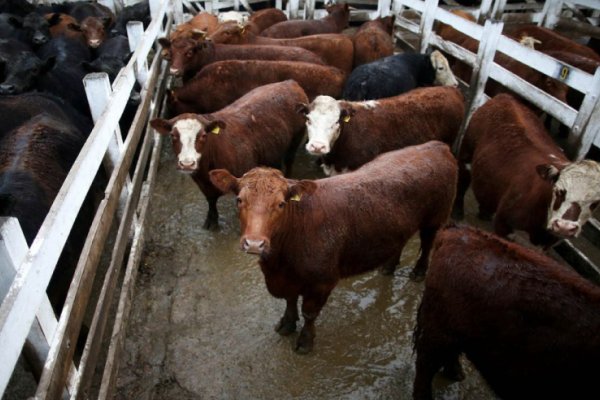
242, 238, 266, 254
551, 220, 579, 237
306, 141, 328, 155
33, 35, 48, 44
0, 84, 15, 94
169, 68, 182, 76
178, 160, 196, 170
89, 40, 101, 48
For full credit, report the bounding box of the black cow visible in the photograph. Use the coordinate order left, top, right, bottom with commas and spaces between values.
342, 51, 458, 101
0, 39, 53, 95
84, 35, 131, 79
111, 0, 150, 36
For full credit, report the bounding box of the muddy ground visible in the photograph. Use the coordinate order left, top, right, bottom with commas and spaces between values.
114, 140, 498, 400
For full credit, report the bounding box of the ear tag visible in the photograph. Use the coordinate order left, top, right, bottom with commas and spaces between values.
211, 126, 220, 135
343, 115, 351, 123
290, 194, 301, 202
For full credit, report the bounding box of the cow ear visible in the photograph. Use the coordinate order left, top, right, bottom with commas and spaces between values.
205, 120, 226, 135
150, 118, 173, 135
42, 56, 56, 73
191, 29, 207, 41
46, 13, 61, 26
102, 16, 112, 28
286, 180, 317, 202
158, 37, 171, 48
209, 169, 239, 194
8, 16, 23, 28
296, 103, 309, 115
536, 164, 560, 183
67, 22, 82, 32
340, 106, 355, 122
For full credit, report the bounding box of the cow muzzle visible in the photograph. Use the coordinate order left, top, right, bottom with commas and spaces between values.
0, 84, 16, 94
306, 141, 329, 155
241, 237, 269, 255
169, 67, 182, 77
550, 220, 580, 237
89, 39, 101, 48
177, 159, 197, 172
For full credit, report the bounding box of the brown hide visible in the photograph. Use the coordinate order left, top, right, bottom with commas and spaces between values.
46, 13, 86, 45
166, 38, 325, 78
260, 3, 349, 38
209, 141, 457, 353
414, 224, 600, 400
170, 60, 345, 114
319, 86, 464, 174
151, 80, 308, 229
171, 12, 219, 40
209, 23, 353, 73
352, 16, 395, 67
455, 94, 567, 246
506, 25, 600, 62
247, 8, 287, 33
80, 16, 111, 48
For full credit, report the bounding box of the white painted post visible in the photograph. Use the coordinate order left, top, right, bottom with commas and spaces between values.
276, 0, 282, 11
477, 0, 494, 23
541, 0, 563, 29
149, 0, 162, 21
290, 0, 300, 19
234, 0, 240, 11
491, 0, 507, 20
569, 68, 600, 160
377, 0, 392, 18
127, 21, 150, 87
98, 0, 116, 13
453, 19, 504, 155
419, 0, 439, 54
306, 0, 316, 20
173, 0, 184, 25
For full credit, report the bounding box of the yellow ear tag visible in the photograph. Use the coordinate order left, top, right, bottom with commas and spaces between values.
290, 194, 301, 202
211, 126, 220, 135
343, 115, 351, 123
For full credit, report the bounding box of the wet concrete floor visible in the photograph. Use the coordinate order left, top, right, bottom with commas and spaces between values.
115, 141, 498, 399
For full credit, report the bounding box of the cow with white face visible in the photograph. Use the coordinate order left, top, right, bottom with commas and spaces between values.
455, 93, 600, 247
150, 80, 308, 230
341, 50, 458, 101
542, 160, 600, 238
300, 86, 465, 176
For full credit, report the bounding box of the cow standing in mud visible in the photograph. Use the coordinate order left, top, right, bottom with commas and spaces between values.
209, 141, 457, 353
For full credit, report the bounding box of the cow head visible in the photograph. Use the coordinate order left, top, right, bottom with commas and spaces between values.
23, 12, 50, 45
165, 33, 210, 76
537, 160, 600, 238
301, 95, 370, 155
81, 16, 111, 48
326, 3, 351, 29
0, 53, 54, 95
430, 50, 458, 87
209, 167, 317, 256
151, 113, 224, 172
208, 21, 245, 44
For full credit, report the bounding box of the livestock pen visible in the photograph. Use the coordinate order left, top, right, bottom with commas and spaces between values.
1, 0, 600, 399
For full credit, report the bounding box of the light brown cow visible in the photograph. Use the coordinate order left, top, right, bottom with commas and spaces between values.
209, 141, 458, 353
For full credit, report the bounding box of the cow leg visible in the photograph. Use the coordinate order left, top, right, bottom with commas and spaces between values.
381, 253, 401, 276
275, 296, 299, 336
413, 345, 442, 400
203, 196, 219, 230
452, 161, 471, 220
295, 290, 331, 354
493, 213, 513, 238
410, 227, 437, 281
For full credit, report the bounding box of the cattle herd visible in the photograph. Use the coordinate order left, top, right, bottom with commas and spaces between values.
2, 0, 600, 398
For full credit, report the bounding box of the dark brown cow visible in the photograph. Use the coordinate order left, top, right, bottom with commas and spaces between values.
209, 22, 354, 73
455, 94, 600, 246
159, 35, 325, 78
247, 8, 287, 34
507, 24, 600, 62
169, 60, 346, 115
151, 80, 308, 229
69, 2, 115, 48
45, 13, 85, 45
352, 15, 395, 67
301, 86, 464, 175
414, 224, 600, 400
209, 141, 457, 353
260, 3, 349, 38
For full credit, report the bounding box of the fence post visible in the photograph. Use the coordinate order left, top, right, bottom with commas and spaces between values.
172, 0, 184, 25
477, 0, 494, 23
98, 0, 116, 13
289, 0, 300, 19
569, 68, 600, 160
377, 0, 392, 18
453, 19, 504, 155
127, 21, 150, 87
541, 0, 563, 29
491, 0, 507, 20
418, 0, 439, 54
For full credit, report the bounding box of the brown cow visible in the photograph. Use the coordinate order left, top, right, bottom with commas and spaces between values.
352, 15, 395, 67
454, 94, 600, 246
209, 22, 354, 73
300, 86, 464, 175
260, 3, 349, 38
414, 224, 600, 400
209, 141, 457, 353
171, 12, 219, 40
169, 60, 346, 115
45, 13, 86, 45
158, 35, 325, 78
247, 8, 287, 34
151, 80, 308, 229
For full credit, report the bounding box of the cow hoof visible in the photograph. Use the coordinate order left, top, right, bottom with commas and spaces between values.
409, 269, 426, 282
294, 332, 314, 354
381, 264, 397, 276
441, 365, 465, 382
202, 218, 219, 231
275, 319, 296, 336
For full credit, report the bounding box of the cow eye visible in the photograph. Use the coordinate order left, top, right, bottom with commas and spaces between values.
236, 197, 242, 206
278, 201, 285, 209
591, 201, 599, 211
186, 51, 193, 58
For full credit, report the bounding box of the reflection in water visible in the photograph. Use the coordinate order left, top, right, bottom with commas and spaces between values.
116, 142, 497, 399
